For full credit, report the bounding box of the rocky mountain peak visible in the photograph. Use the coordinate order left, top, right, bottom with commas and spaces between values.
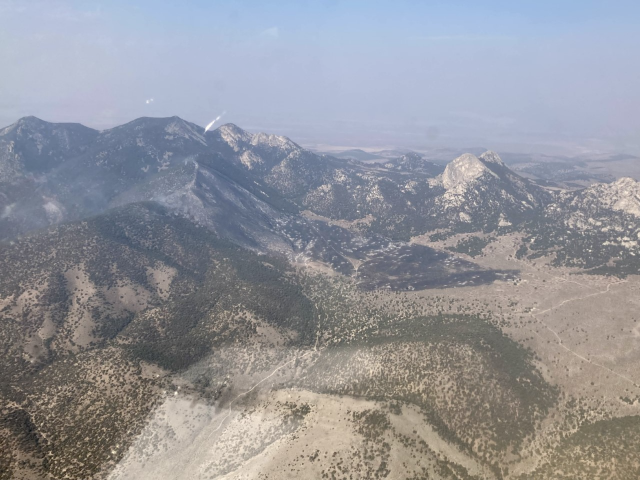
613, 176, 639, 188
581, 176, 640, 217
382, 152, 444, 176
98, 116, 206, 147
213, 124, 299, 153
441, 153, 494, 191
13, 115, 47, 128
399, 152, 422, 162
215, 123, 253, 149
250, 131, 298, 151
1, 116, 82, 137
163, 117, 207, 145
0, 117, 99, 180
479, 150, 505, 166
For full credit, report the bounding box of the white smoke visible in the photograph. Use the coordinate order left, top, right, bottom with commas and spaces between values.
204, 111, 226, 132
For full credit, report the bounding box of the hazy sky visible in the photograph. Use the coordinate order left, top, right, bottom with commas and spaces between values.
1, 0, 639, 152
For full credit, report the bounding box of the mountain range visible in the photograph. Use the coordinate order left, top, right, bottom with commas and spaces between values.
2, 116, 640, 479
2, 115, 639, 277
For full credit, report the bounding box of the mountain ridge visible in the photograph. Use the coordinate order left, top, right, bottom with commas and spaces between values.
2, 115, 638, 277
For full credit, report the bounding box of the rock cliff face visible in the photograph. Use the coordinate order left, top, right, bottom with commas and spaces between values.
442, 153, 495, 192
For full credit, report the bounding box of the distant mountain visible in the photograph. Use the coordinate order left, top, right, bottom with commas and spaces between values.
270, 149, 549, 239
0, 117, 100, 238
207, 123, 301, 173
519, 177, 640, 275
328, 149, 384, 161
382, 152, 444, 176
1, 114, 636, 277
0, 116, 209, 238
0, 116, 98, 181
569, 177, 640, 218
370, 148, 415, 158
427, 151, 552, 231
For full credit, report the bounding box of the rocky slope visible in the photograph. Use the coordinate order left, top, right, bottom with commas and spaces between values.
569, 177, 640, 218
517, 177, 640, 274
0, 203, 556, 480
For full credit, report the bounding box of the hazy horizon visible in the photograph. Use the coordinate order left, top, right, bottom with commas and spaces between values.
2, 0, 639, 155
